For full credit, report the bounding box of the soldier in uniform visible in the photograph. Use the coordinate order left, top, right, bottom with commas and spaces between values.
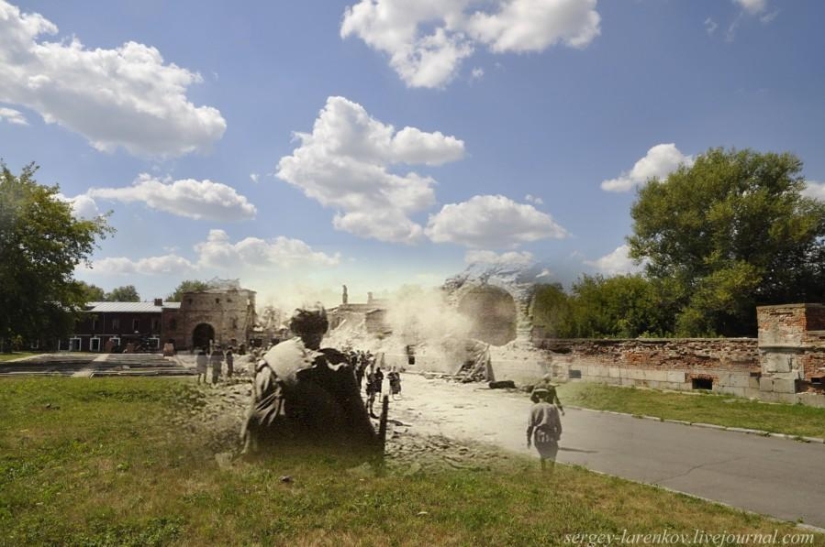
530, 373, 565, 415
241, 305, 380, 457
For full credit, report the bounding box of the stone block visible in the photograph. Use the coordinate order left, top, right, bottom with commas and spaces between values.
644, 370, 669, 382
724, 373, 751, 389
759, 377, 775, 392
667, 371, 686, 384
772, 377, 798, 394
608, 367, 621, 378
764, 353, 793, 373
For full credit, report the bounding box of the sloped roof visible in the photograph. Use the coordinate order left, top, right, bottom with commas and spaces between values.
84, 301, 180, 313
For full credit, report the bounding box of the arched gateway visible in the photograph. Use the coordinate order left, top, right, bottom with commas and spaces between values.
192, 323, 215, 351
457, 286, 518, 346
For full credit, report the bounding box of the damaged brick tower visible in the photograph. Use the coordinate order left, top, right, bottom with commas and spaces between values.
171, 279, 257, 351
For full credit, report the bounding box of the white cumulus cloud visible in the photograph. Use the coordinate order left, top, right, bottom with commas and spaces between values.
82, 230, 341, 277
0, 0, 226, 157
277, 96, 465, 243
802, 181, 825, 201
87, 174, 256, 222
464, 249, 534, 266
425, 194, 568, 248
525, 193, 543, 205
584, 244, 644, 276
733, 0, 767, 14
341, 0, 600, 89
87, 255, 197, 276
56, 193, 102, 219
194, 229, 341, 269
466, 0, 601, 53
0, 106, 27, 125
601, 143, 693, 193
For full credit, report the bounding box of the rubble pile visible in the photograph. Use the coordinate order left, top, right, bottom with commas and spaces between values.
172, 376, 511, 472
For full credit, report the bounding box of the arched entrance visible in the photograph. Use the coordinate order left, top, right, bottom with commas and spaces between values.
192, 323, 215, 351
457, 286, 517, 346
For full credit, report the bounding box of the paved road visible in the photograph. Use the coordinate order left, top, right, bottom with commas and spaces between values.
391, 373, 825, 528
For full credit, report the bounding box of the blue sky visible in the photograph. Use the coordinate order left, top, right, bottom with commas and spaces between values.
1, 0, 824, 309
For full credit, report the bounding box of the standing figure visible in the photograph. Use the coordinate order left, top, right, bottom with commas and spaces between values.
342, 284, 348, 305
530, 374, 565, 415
241, 305, 379, 456
195, 348, 208, 385
365, 366, 378, 418
388, 369, 402, 399
374, 365, 384, 397
355, 352, 366, 392
526, 388, 563, 472
225, 348, 235, 378
210, 347, 224, 384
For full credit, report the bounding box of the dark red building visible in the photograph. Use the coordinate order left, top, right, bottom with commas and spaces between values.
66, 299, 180, 352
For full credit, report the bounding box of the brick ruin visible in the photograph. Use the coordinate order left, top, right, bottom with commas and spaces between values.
519, 303, 825, 407
446, 276, 533, 346
164, 281, 257, 351
757, 303, 825, 399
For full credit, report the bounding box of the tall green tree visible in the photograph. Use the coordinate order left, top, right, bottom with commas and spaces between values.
0, 162, 112, 351
105, 285, 140, 302
166, 280, 210, 302
628, 148, 825, 336
530, 283, 572, 338
566, 274, 672, 338
77, 281, 106, 302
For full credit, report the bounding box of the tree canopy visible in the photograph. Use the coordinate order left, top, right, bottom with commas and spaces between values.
628, 148, 825, 336
531, 276, 673, 339
166, 280, 211, 302
77, 281, 106, 302
105, 285, 140, 302
0, 162, 112, 351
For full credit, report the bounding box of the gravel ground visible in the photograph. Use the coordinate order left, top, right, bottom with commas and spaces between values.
170, 356, 521, 473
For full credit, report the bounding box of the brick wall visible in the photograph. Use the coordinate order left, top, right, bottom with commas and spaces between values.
522, 338, 760, 397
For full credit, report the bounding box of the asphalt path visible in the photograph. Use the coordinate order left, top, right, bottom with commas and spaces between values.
390, 373, 825, 528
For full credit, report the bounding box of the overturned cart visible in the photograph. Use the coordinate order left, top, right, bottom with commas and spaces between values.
241, 338, 385, 458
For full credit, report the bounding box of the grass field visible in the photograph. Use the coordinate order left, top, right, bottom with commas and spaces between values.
1, 377, 822, 546
557, 382, 825, 439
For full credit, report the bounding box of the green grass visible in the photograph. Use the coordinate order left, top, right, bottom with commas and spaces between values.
0, 352, 36, 363
1, 378, 822, 546
558, 382, 825, 439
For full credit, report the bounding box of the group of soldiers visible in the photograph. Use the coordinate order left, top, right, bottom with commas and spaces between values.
237, 304, 561, 472
195, 346, 235, 385
346, 349, 403, 418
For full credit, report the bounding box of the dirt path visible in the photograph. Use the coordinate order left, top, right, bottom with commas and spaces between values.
383, 372, 535, 458
187, 368, 532, 473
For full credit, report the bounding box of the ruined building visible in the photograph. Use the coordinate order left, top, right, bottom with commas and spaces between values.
443, 265, 534, 346
165, 279, 257, 351
329, 290, 389, 336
